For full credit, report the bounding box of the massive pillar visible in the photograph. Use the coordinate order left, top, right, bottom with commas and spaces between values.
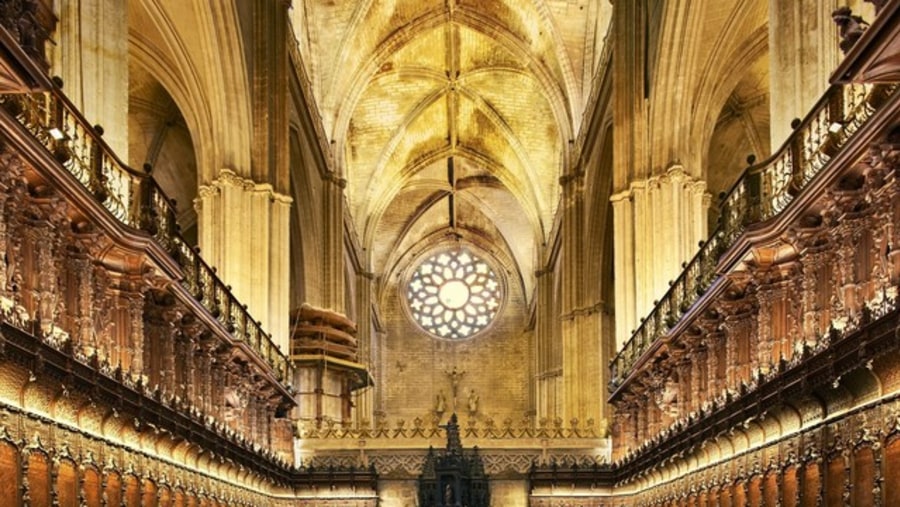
534, 262, 560, 422
611, 165, 708, 350
610, 1, 713, 352
767, 0, 842, 147
354, 270, 375, 426
559, 172, 607, 422
52, 0, 129, 159
195, 0, 292, 353
196, 172, 291, 353
322, 173, 346, 313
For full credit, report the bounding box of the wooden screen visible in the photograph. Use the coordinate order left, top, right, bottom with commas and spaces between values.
852, 446, 875, 506
83, 467, 101, 507
0, 442, 18, 505
56, 459, 78, 507
26, 451, 50, 506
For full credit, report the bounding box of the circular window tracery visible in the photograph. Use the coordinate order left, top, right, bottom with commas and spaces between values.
406, 249, 502, 339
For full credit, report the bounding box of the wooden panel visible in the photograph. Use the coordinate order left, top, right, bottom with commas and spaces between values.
762, 472, 778, 506
158, 486, 172, 507
83, 467, 101, 507
748, 476, 762, 507
105, 472, 122, 507
174, 489, 185, 507
143, 479, 158, 507
825, 457, 845, 507
782, 466, 798, 507
852, 446, 875, 507
885, 437, 900, 506
732, 483, 746, 507
125, 474, 140, 506
800, 463, 821, 507
56, 459, 78, 507
0, 442, 19, 505
27, 451, 51, 507
722, 486, 733, 507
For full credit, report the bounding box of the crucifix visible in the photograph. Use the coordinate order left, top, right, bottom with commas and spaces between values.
445, 367, 465, 408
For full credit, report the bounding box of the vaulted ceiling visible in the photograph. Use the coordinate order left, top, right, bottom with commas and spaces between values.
295, 0, 610, 299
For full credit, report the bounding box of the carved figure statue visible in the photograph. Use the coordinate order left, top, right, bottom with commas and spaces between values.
467, 389, 478, 415
832, 7, 869, 53
445, 367, 465, 399
435, 391, 447, 414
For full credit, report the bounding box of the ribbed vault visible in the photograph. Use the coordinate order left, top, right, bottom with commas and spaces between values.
296, 0, 608, 301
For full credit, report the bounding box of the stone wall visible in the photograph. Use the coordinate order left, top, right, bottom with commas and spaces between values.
378, 267, 531, 425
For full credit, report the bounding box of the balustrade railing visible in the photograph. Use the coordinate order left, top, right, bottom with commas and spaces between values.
0, 83, 293, 386
609, 81, 896, 392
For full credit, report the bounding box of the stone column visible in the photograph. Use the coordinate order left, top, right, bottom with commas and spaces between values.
610, 191, 634, 351
560, 171, 607, 422
611, 165, 709, 350
195, 170, 292, 353
768, 0, 846, 148
322, 173, 346, 313
534, 266, 559, 422
354, 271, 375, 426
51, 0, 129, 159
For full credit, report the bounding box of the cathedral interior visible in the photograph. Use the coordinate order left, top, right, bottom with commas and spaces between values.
0, 0, 898, 505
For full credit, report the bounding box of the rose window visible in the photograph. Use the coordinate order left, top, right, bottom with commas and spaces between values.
406, 249, 502, 339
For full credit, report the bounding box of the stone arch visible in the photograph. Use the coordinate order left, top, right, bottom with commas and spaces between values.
128, 0, 254, 183
127, 55, 200, 239
697, 27, 770, 213
360, 136, 546, 253
646, 0, 768, 180
128, 10, 214, 181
